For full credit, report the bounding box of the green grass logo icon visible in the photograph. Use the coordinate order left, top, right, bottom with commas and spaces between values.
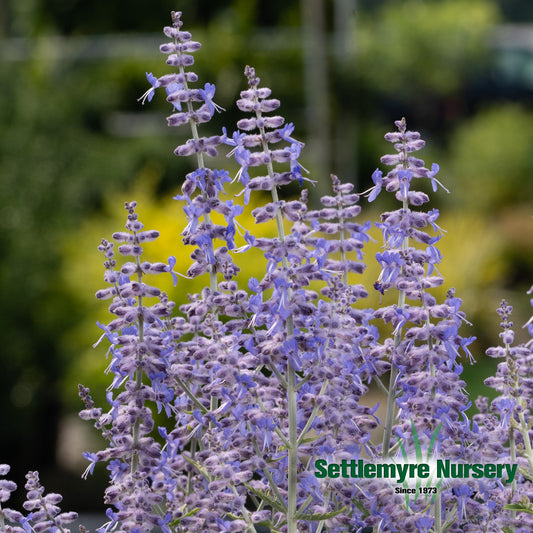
395, 419, 443, 509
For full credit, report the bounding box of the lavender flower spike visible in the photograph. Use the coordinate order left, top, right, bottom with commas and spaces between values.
82, 202, 177, 532
364, 118, 478, 532
0, 466, 80, 533
221, 66, 378, 532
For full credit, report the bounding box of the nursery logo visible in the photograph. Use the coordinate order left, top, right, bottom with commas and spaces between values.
314, 421, 518, 507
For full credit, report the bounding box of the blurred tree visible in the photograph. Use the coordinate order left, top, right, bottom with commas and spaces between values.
448, 104, 533, 210
0, 44, 183, 498
354, 0, 500, 129
301, 0, 330, 200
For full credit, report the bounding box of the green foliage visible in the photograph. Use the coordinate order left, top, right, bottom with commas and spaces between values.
448, 104, 533, 210
356, 0, 500, 97
504, 496, 533, 515
0, 46, 181, 472
60, 179, 278, 408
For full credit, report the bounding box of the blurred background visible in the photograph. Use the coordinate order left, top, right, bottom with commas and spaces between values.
1, 0, 533, 513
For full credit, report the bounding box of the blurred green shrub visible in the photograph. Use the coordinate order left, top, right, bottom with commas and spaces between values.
356, 0, 500, 98
448, 104, 533, 210
60, 177, 278, 408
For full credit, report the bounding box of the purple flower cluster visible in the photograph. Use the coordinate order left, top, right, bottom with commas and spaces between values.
79, 13, 533, 533
467, 299, 533, 532
0, 465, 77, 533
5, 8, 533, 533
80, 201, 178, 533
219, 67, 381, 532
357, 119, 484, 530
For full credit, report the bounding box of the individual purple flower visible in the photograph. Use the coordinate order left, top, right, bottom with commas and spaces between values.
414, 514, 434, 533
492, 396, 516, 428
199, 82, 224, 115
454, 484, 473, 520
375, 250, 404, 284
367, 168, 383, 202
165, 81, 183, 111
426, 244, 442, 275
428, 162, 450, 193
279, 122, 298, 144
82, 451, 99, 479
398, 168, 413, 198
137, 72, 160, 105
221, 200, 244, 249
167, 255, 179, 286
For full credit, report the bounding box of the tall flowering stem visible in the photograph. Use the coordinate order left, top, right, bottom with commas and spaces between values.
141, 10, 228, 293
381, 197, 408, 461
234, 66, 300, 533
370, 118, 432, 458
81, 202, 177, 532
469, 299, 533, 530
0, 465, 78, 533
364, 118, 476, 530
138, 13, 266, 532
485, 299, 533, 475
226, 65, 376, 532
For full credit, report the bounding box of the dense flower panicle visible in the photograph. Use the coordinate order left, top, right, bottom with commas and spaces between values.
359, 118, 485, 531
211, 66, 383, 531
464, 300, 533, 530
140, 10, 239, 279
227, 65, 310, 206
82, 202, 180, 532
477, 301, 533, 504
68, 9, 533, 533
0, 465, 24, 533
0, 466, 79, 533
86, 58, 533, 532
139, 11, 220, 137
22, 472, 78, 532
137, 31, 252, 531
137, 13, 269, 532
7, 6, 533, 533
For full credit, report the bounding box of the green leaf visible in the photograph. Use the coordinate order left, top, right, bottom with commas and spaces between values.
396, 435, 409, 462
299, 434, 322, 444
504, 503, 533, 515
427, 422, 442, 461
441, 503, 458, 531
295, 506, 348, 521
392, 438, 411, 509
519, 467, 533, 482
181, 454, 211, 481
351, 498, 370, 518
409, 419, 424, 497
169, 507, 200, 527
243, 482, 287, 513
427, 480, 443, 505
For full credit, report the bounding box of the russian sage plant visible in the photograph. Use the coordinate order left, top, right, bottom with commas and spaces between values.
2, 8, 533, 533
